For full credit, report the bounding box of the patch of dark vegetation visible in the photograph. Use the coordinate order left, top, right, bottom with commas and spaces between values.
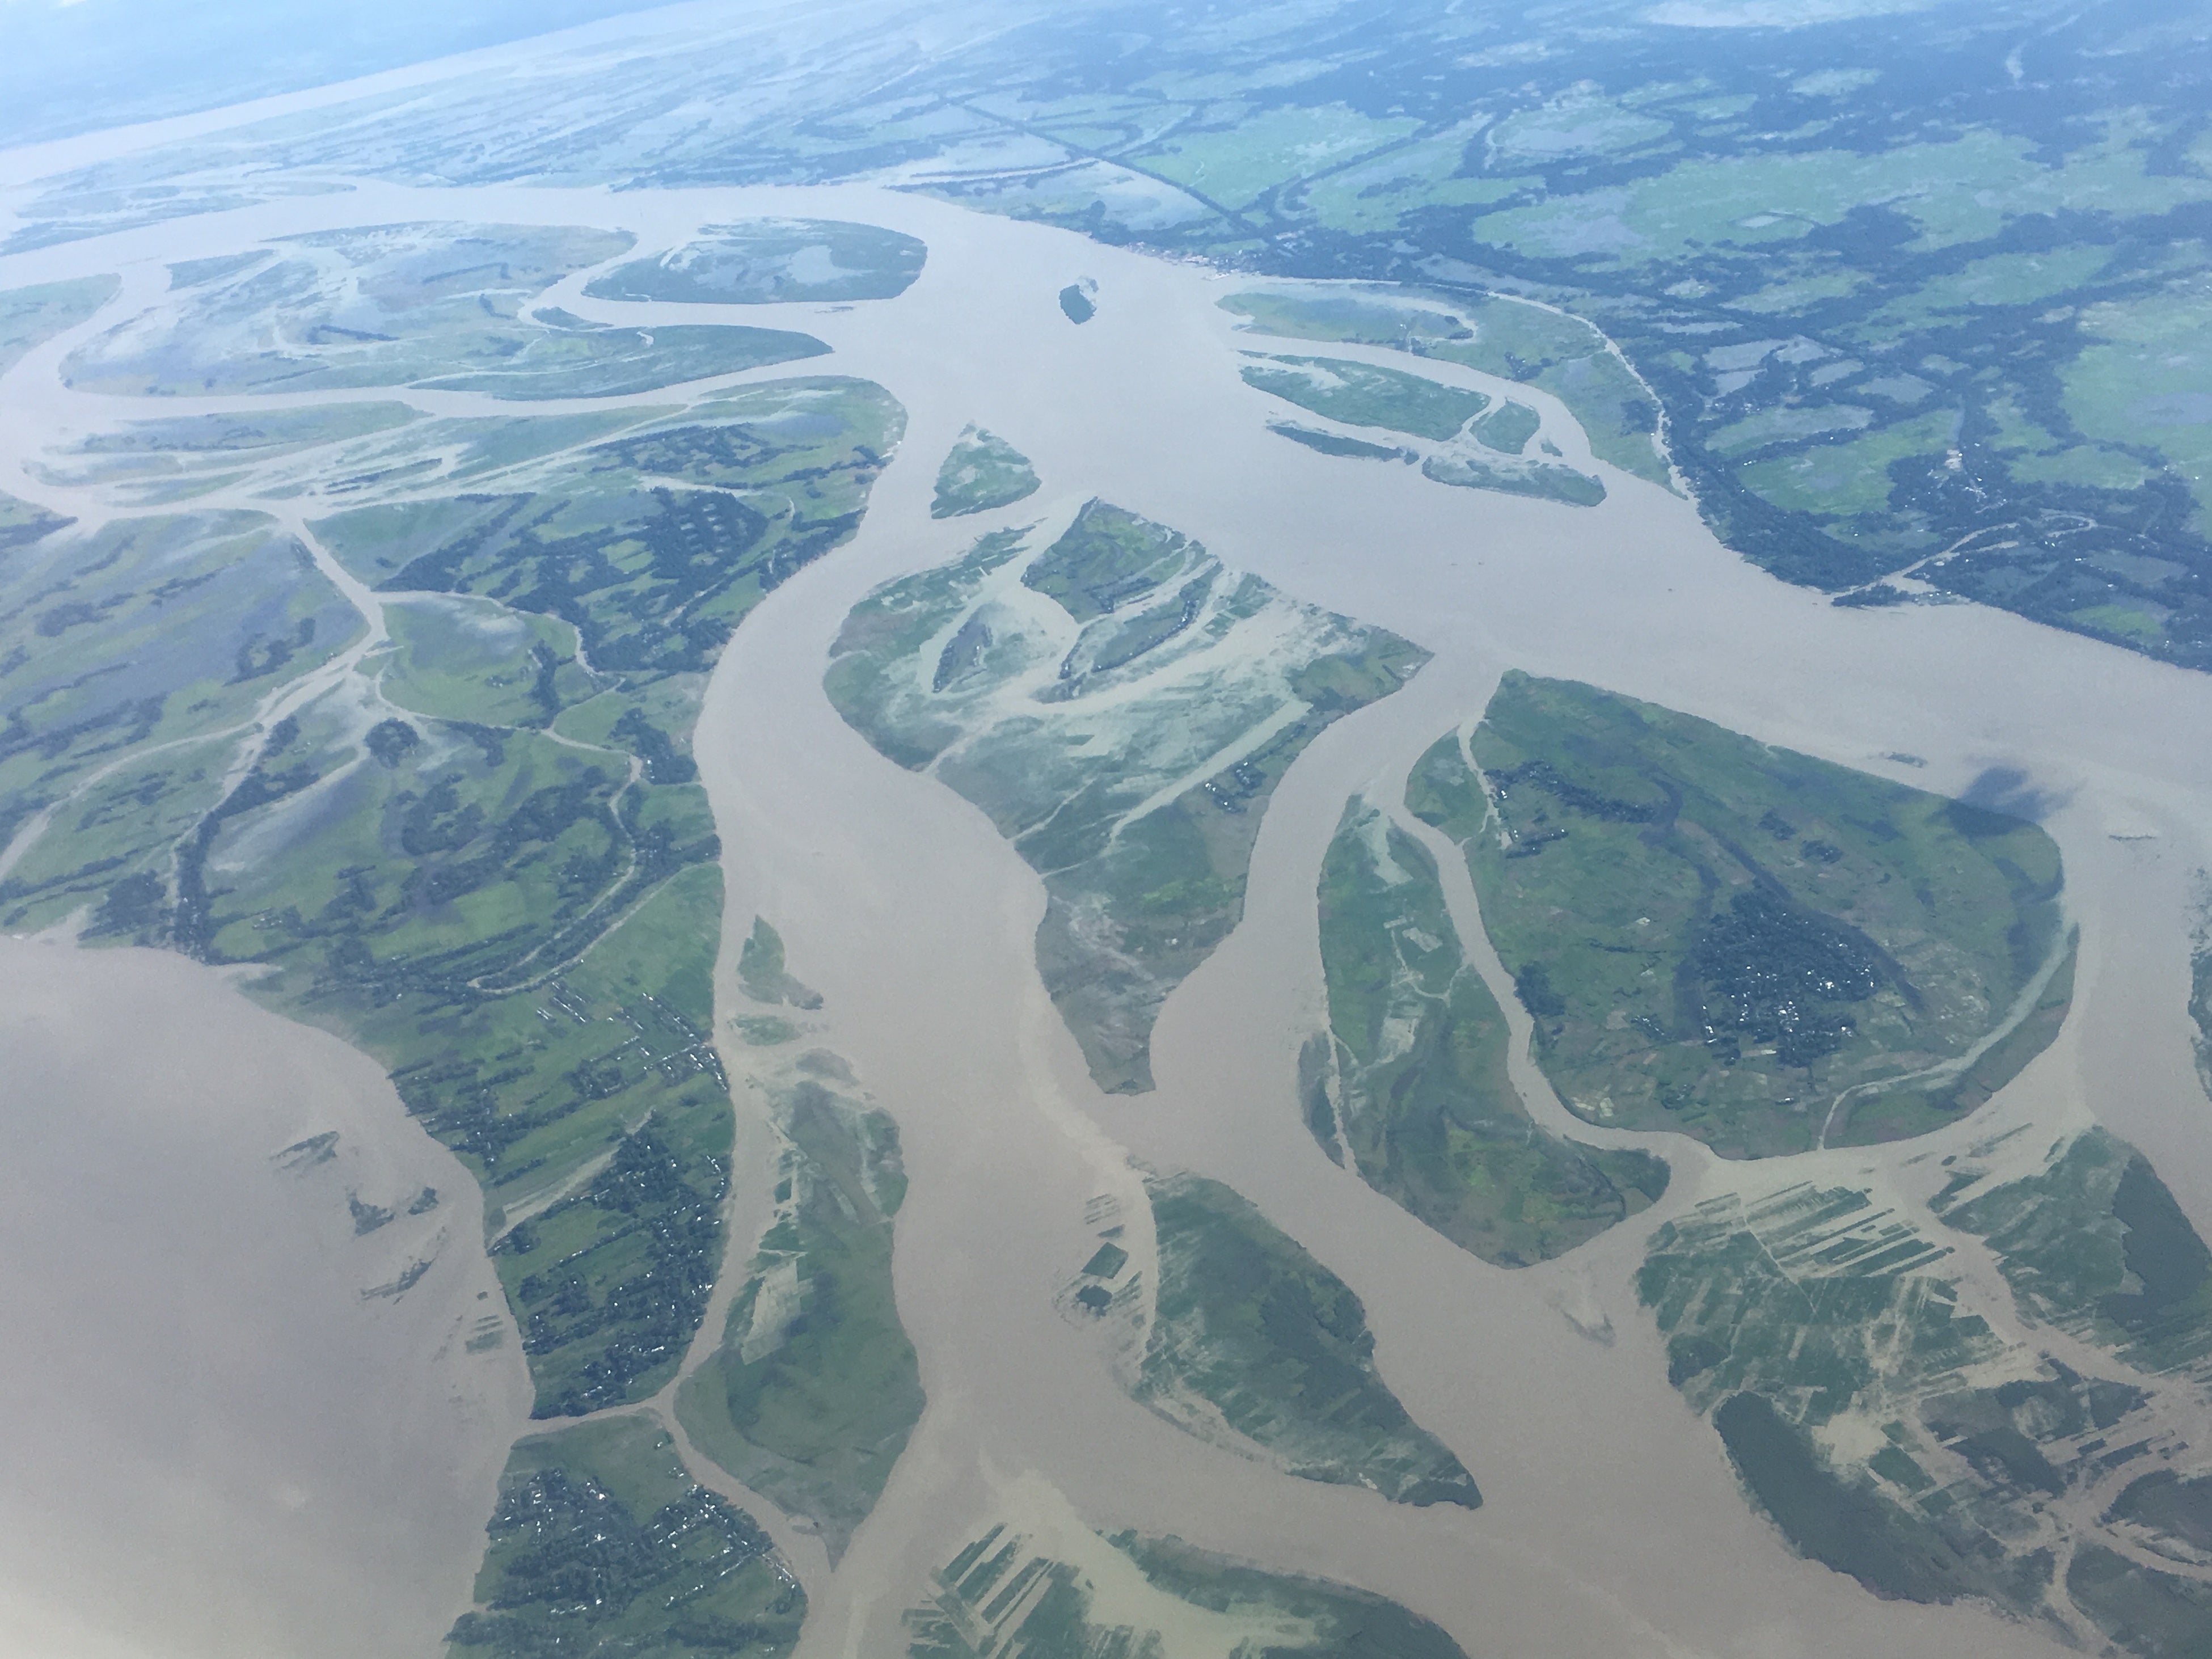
1714, 1391, 2024, 1605
1319, 801, 1666, 1265
449, 1415, 802, 1659
1414, 674, 2067, 1157
1140, 1171, 1481, 1508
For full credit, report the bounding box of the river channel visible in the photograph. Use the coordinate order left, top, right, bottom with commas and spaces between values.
1, 130, 2209, 1659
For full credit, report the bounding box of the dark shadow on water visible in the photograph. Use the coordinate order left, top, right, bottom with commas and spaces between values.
1950, 765, 2068, 833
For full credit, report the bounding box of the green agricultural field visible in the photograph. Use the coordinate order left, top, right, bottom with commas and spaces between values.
40, 404, 421, 505
584, 218, 926, 304
930, 425, 1040, 518
1240, 353, 1489, 440
315, 378, 904, 678
825, 500, 1426, 1092
0, 274, 116, 377
64, 223, 828, 399
1128, 103, 1420, 214
1420, 452, 1605, 506
1645, 1129, 2212, 1653
1315, 800, 1666, 1265
0, 375, 906, 1420
446, 1413, 804, 1659
1935, 1126, 2212, 1380
677, 1063, 923, 1560
0, 489, 72, 553
1136, 1172, 1480, 1508
378, 597, 586, 728
1411, 675, 2070, 1158
1471, 400, 1540, 454
907, 1518, 1468, 1659
1223, 287, 1670, 489
0, 511, 362, 932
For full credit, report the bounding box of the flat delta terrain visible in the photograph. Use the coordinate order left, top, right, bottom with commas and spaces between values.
1133, 1172, 1481, 1509
1412, 672, 2071, 1158
1314, 799, 1669, 1265
585, 219, 927, 305
6, 6, 2212, 1657
1644, 1124, 2212, 1647
825, 496, 1426, 1092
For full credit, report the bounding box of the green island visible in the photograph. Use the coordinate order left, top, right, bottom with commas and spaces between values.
677, 1049, 923, 1561
64, 223, 829, 399
1643, 1125, 2212, 1654
1935, 1126, 2212, 1381
1419, 450, 1605, 506
446, 1412, 805, 1659
1236, 337, 1605, 505
583, 218, 926, 304
1239, 353, 1489, 440
736, 917, 823, 1010
1225, 287, 1662, 490
909, 1512, 1468, 1659
1314, 799, 1668, 1266
1266, 422, 1414, 463
1136, 1172, 1479, 1508
0, 273, 118, 378
825, 499, 1426, 1093
1410, 673, 2072, 1158
929, 425, 1040, 518
0, 371, 905, 1422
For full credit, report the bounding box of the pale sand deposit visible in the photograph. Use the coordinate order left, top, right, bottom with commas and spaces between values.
0, 95, 2209, 1659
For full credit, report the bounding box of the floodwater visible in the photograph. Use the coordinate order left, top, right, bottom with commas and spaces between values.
2, 90, 2211, 1659
0, 938, 529, 1659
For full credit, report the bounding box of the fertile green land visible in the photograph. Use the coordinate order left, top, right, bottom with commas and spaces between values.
1411, 674, 2070, 1158
909, 1516, 1469, 1659
825, 500, 1426, 1092
1644, 1127, 2212, 1654
1936, 1126, 2212, 1379
1225, 287, 1667, 491
1240, 353, 1489, 440
0, 273, 117, 378
1236, 339, 1606, 505
1314, 799, 1667, 1265
929, 425, 1040, 518
584, 218, 926, 304
677, 1054, 923, 1561
0, 511, 362, 923
446, 1413, 804, 1659
1136, 1172, 1479, 1508
34, 0, 2212, 669
64, 223, 828, 399
0, 375, 906, 1420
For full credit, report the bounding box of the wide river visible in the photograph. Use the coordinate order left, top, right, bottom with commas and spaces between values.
3, 121, 2211, 1659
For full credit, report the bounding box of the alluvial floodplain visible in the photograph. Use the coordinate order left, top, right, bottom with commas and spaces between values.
0, 66, 2210, 1659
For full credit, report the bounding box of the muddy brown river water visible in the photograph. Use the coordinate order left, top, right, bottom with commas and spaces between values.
2, 101, 2210, 1659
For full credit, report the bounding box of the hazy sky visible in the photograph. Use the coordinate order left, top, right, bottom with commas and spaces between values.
0, 0, 678, 147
